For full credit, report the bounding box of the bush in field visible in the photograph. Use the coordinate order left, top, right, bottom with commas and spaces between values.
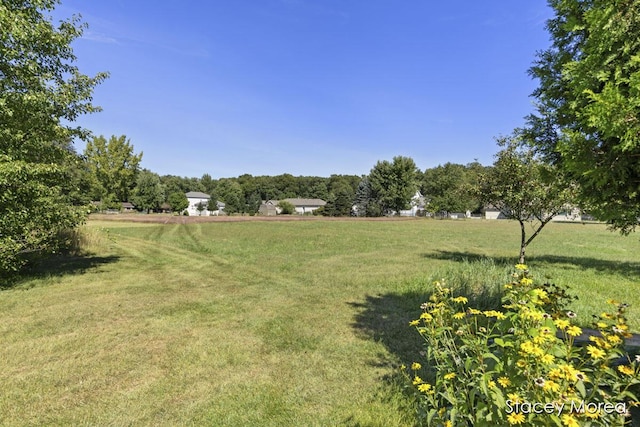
278, 201, 295, 215
405, 266, 640, 426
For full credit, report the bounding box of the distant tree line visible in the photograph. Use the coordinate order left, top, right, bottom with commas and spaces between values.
76, 139, 495, 217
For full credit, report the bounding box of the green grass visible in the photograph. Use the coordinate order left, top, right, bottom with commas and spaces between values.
0, 219, 638, 426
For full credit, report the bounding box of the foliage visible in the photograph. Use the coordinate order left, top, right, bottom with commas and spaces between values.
323, 183, 355, 216
131, 170, 164, 213
195, 202, 206, 215
406, 265, 640, 426
167, 191, 189, 213
0, 0, 106, 275
84, 135, 142, 203
422, 162, 487, 215
278, 200, 295, 215
215, 178, 243, 214
524, 0, 640, 233
479, 137, 576, 263
368, 156, 420, 215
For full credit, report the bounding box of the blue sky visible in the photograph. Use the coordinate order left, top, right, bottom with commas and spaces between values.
54, 1, 553, 179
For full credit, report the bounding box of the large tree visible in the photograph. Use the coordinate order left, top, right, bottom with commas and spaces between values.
84, 135, 142, 203
131, 170, 164, 213
524, 0, 640, 233
479, 137, 576, 263
422, 162, 485, 215
368, 156, 420, 215
0, 1, 107, 274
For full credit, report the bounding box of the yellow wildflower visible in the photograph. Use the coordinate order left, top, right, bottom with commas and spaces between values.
554, 319, 570, 329
515, 264, 528, 271
584, 407, 601, 419
443, 372, 456, 380
566, 325, 582, 337
411, 362, 422, 371
497, 377, 511, 388
618, 365, 634, 376
444, 421, 452, 427
453, 312, 466, 319
420, 312, 433, 321
561, 414, 579, 427
543, 380, 561, 393
409, 319, 420, 326
540, 354, 555, 364
417, 383, 432, 393
586, 345, 606, 359
507, 393, 522, 403
451, 296, 468, 304
607, 334, 622, 345
596, 322, 608, 329
507, 412, 526, 425
606, 299, 620, 305
413, 376, 423, 385
468, 308, 481, 315
520, 277, 534, 286
483, 310, 506, 319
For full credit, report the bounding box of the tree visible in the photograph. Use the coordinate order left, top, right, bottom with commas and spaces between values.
216, 179, 243, 214
479, 137, 576, 263
84, 135, 142, 203
196, 202, 206, 216
131, 170, 164, 213
422, 162, 488, 216
0, 1, 107, 275
368, 156, 420, 215
167, 192, 189, 214
524, 0, 640, 233
323, 184, 354, 217
278, 200, 295, 215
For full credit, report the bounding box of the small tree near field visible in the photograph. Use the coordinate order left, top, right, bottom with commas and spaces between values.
167, 192, 189, 214
278, 201, 295, 215
196, 202, 206, 216
479, 136, 576, 264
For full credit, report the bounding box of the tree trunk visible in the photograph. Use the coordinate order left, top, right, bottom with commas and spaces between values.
519, 220, 526, 264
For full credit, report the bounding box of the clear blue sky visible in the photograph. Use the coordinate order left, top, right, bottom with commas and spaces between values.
54, 0, 553, 179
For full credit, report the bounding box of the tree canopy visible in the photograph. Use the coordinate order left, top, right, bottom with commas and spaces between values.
479, 137, 576, 263
524, 0, 640, 233
0, 0, 106, 275
84, 135, 142, 204
368, 156, 420, 215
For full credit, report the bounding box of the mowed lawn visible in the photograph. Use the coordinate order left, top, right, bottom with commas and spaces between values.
0, 218, 638, 426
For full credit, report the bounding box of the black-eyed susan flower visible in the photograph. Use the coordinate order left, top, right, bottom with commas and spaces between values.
443, 372, 456, 380
507, 412, 525, 425
586, 345, 606, 359
566, 325, 582, 337
497, 376, 511, 388
618, 365, 634, 376
561, 414, 579, 427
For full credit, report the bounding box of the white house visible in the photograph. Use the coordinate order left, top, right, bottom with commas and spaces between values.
399, 191, 426, 217
186, 191, 211, 216
281, 198, 326, 215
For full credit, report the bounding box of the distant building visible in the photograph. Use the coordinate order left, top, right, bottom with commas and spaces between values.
280, 198, 326, 215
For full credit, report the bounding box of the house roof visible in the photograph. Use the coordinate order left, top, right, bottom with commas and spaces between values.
121, 202, 135, 208
185, 191, 210, 199
281, 198, 326, 207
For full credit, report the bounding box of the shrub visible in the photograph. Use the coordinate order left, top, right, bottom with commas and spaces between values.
278, 201, 295, 215
405, 265, 640, 426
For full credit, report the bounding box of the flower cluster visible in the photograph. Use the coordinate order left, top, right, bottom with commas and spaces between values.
404, 266, 640, 426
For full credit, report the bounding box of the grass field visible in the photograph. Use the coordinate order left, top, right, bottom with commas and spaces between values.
0, 218, 638, 426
